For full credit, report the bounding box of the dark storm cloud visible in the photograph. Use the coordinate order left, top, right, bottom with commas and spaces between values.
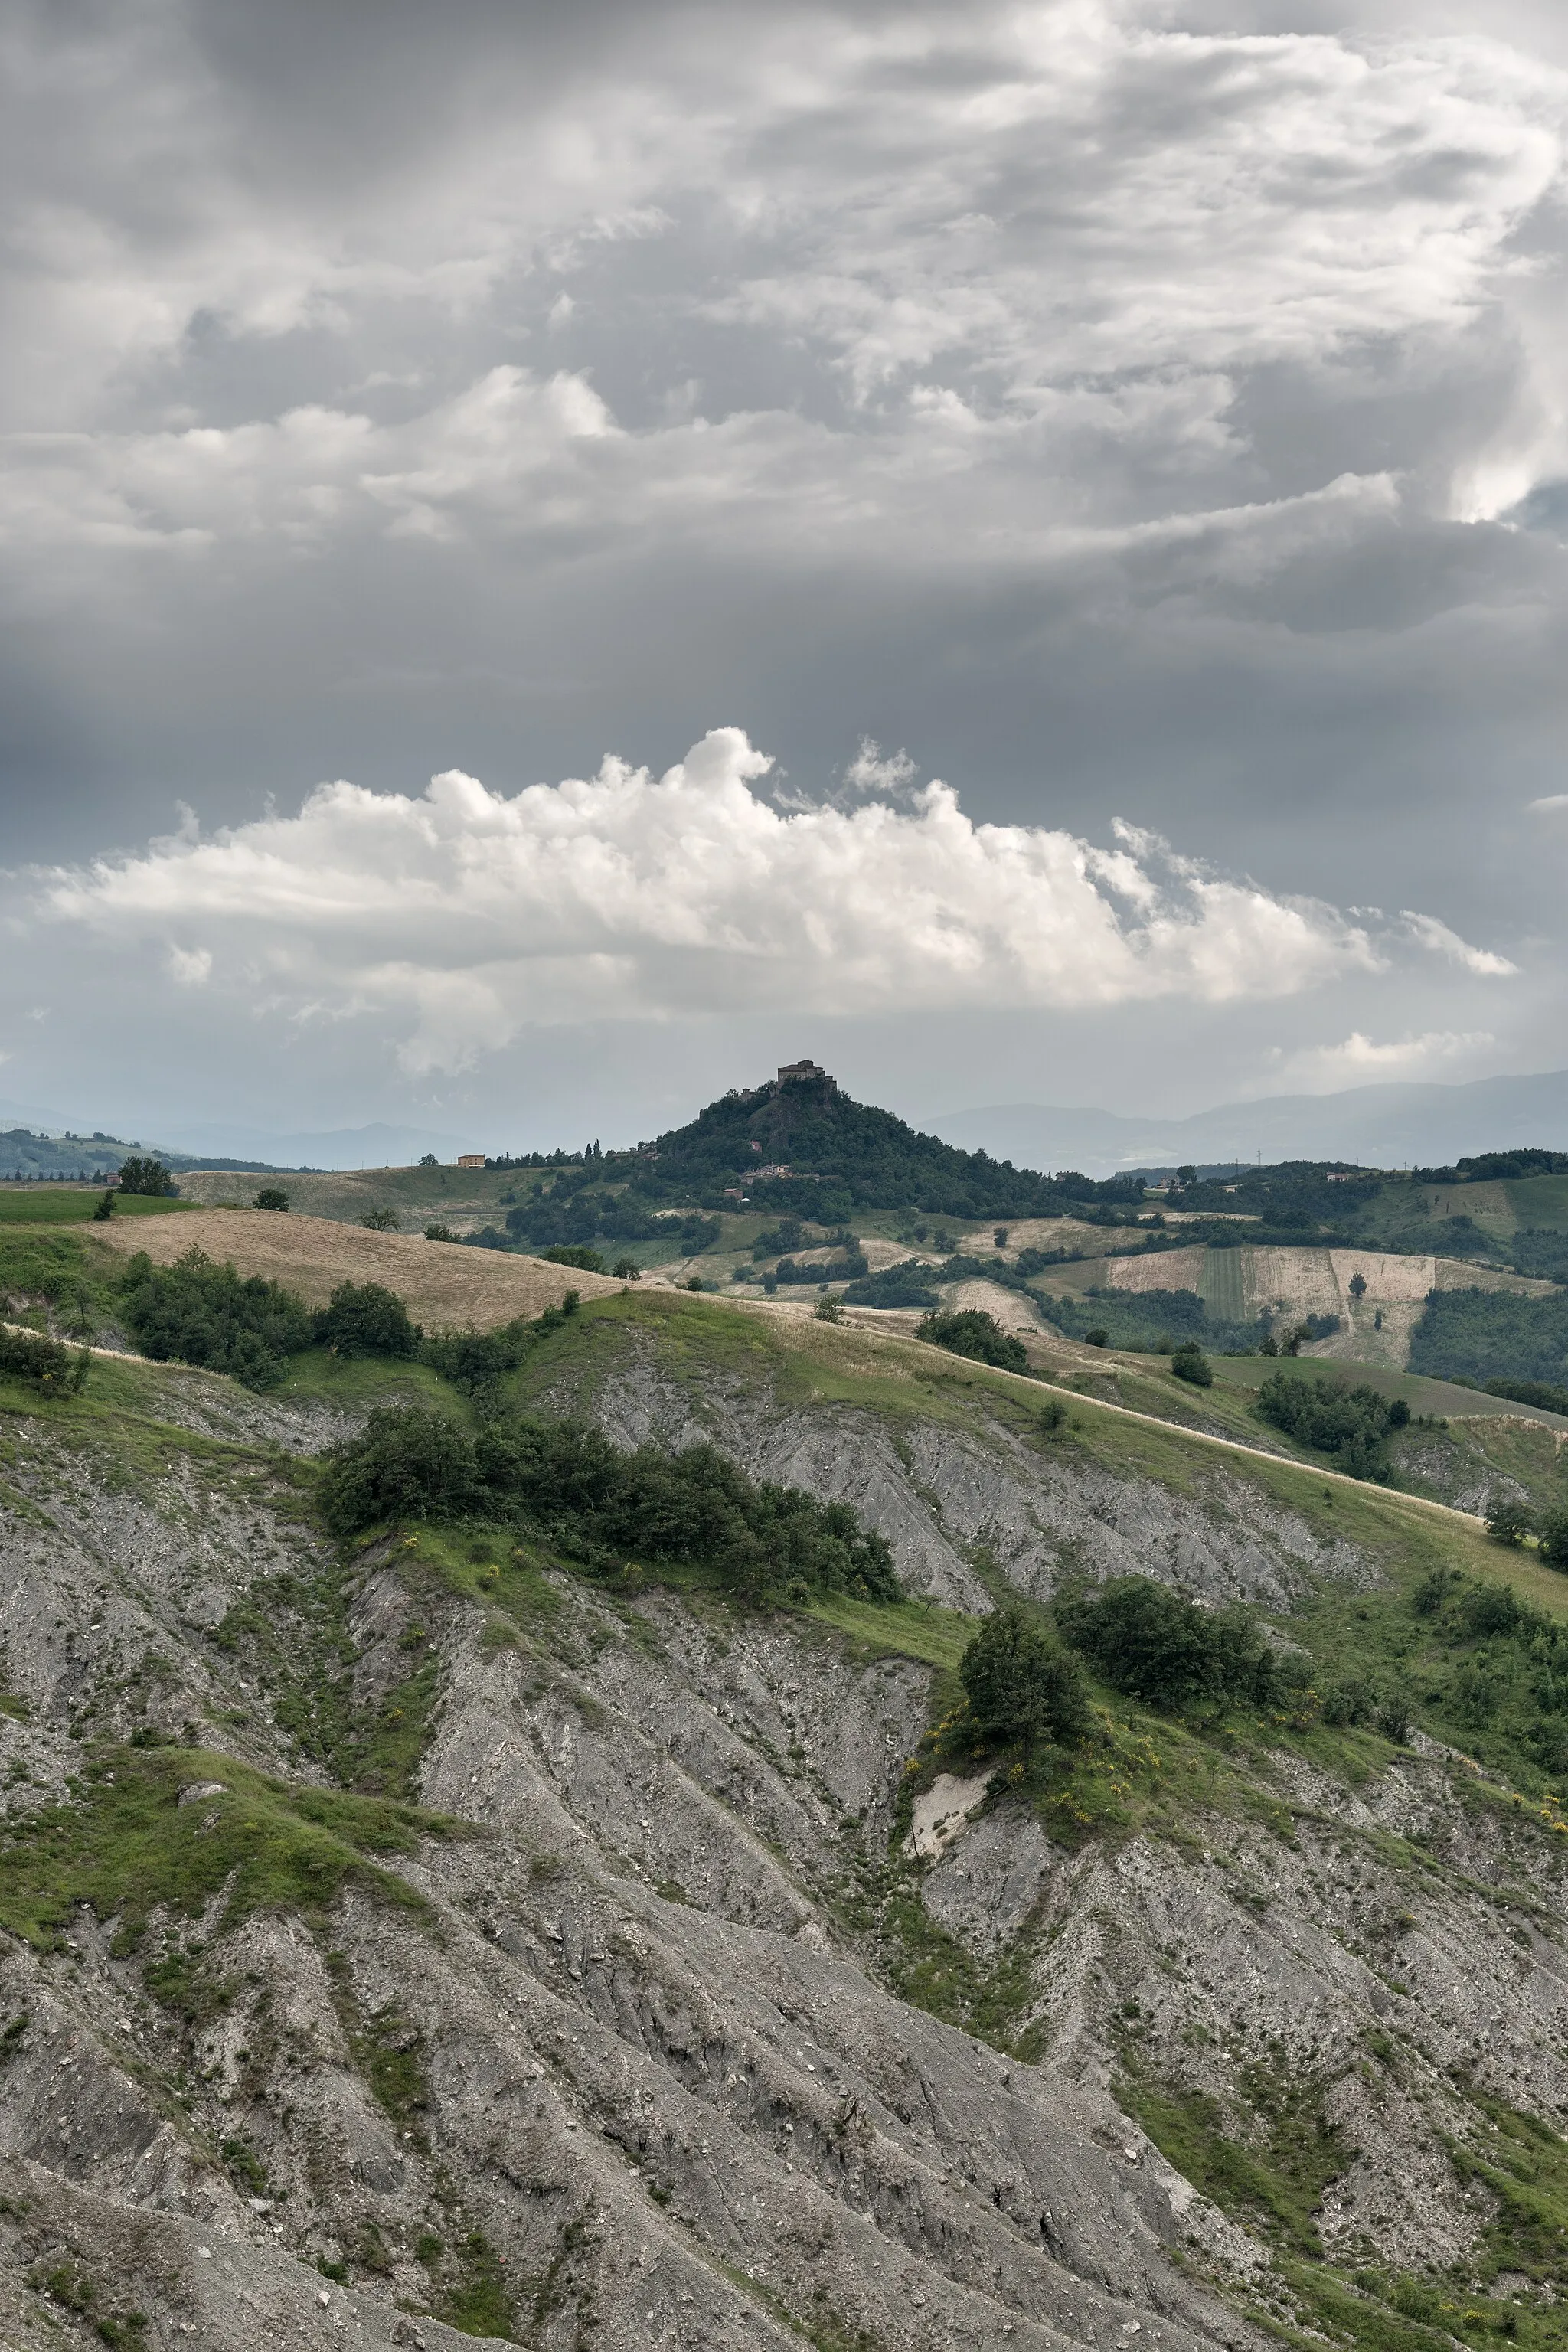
1, 0, 1564, 1134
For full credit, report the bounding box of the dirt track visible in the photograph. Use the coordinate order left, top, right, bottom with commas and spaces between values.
88, 1207, 624, 1327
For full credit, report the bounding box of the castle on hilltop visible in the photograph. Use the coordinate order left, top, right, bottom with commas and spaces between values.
776, 1060, 830, 1084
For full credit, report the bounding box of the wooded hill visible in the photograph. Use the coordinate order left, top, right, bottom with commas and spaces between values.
619, 1067, 1144, 1220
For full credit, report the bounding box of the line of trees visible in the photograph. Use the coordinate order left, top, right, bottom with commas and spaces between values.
315, 1404, 901, 1605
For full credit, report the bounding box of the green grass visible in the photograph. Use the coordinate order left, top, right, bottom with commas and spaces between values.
804, 1591, 972, 1671
1200, 1246, 1248, 1323
0, 1745, 452, 1952
0, 1227, 117, 1334
270, 1348, 457, 1410
439, 2230, 518, 2341
0, 1190, 195, 1225
1507, 1175, 1568, 1236
1117, 2056, 1351, 2252
214, 1557, 445, 1802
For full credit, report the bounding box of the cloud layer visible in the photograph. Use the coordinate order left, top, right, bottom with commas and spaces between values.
30, 728, 1517, 1077
2, 0, 1566, 1138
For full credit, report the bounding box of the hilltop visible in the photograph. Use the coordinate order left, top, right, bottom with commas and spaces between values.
621, 1062, 1145, 1218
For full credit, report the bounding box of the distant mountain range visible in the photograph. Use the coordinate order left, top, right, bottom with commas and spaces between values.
934, 1067, 1568, 1178
8, 1067, 1568, 1185
0, 1102, 469, 1174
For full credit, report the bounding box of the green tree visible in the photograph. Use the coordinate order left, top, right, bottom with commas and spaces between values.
916, 1307, 1028, 1373
119, 1156, 174, 1197
424, 1223, 456, 1242
119, 1247, 311, 1389
90, 1189, 115, 1222
317, 1406, 479, 1535
0, 1326, 90, 1397
1486, 1496, 1534, 1546
312, 1282, 420, 1358
1348, 1272, 1367, 1298
542, 1244, 606, 1273
1056, 1576, 1279, 1712
1539, 1506, 1568, 1572
1171, 1344, 1213, 1387
360, 1207, 400, 1232
959, 1606, 1088, 1755
612, 1255, 642, 1280
253, 1187, 289, 1212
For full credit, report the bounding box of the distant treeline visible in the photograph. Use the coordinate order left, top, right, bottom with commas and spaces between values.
1410, 1287, 1568, 1395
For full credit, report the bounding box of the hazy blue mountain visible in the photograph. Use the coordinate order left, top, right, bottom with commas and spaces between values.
164, 1119, 469, 1171
0, 1101, 467, 1174
935, 1067, 1568, 1177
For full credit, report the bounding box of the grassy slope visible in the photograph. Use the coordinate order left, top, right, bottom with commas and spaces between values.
0, 1190, 198, 1225
1509, 1174, 1568, 1233
9, 1280, 1568, 1794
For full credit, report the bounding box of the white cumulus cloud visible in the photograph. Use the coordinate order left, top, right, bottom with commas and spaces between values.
1400, 912, 1518, 977
28, 727, 1493, 1078
1272, 1028, 1499, 1090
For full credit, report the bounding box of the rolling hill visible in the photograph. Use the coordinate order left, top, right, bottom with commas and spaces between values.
5, 1274, 1568, 2350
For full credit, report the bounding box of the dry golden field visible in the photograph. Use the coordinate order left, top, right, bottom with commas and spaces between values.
88, 1207, 623, 1328
1105, 1243, 1207, 1294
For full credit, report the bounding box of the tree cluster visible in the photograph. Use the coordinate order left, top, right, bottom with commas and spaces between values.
119, 1253, 420, 1390
315, 1405, 901, 1603
1410, 1287, 1568, 1394
1485, 1494, 1568, 1566
117, 1156, 176, 1197
1254, 1370, 1409, 1479
1055, 1576, 1285, 1711
914, 1307, 1029, 1373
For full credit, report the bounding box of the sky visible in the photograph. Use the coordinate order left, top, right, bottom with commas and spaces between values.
2, 0, 1566, 1155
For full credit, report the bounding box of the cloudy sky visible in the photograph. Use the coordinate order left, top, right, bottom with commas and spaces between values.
2, 0, 1565, 1154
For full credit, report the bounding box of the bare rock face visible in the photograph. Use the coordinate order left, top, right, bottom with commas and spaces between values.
583, 1343, 1370, 1611
2, 1335, 1565, 2351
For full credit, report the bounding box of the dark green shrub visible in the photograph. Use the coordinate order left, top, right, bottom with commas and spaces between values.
91, 1190, 115, 1222
420, 1323, 528, 1398
312, 1282, 420, 1358
542, 1244, 606, 1273
915, 1307, 1028, 1373
119, 1249, 312, 1390
959, 1606, 1087, 1755
1486, 1377, 1568, 1417
839, 1261, 939, 1309
316, 1406, 900, 1602
1254, 1372, 1406, 1480
0, 1326, 90, 1397
253, 1187, 289, 1212
317, 1406, 481, 1534
118, 1156, 175, 1197
1056, 1576, 1279, 1712
1171, 1345, 1213, 1387
1486, 1496, 1534, 1546
1083, 1328, 1109, 1348
1540, 1507, 1568, 1572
